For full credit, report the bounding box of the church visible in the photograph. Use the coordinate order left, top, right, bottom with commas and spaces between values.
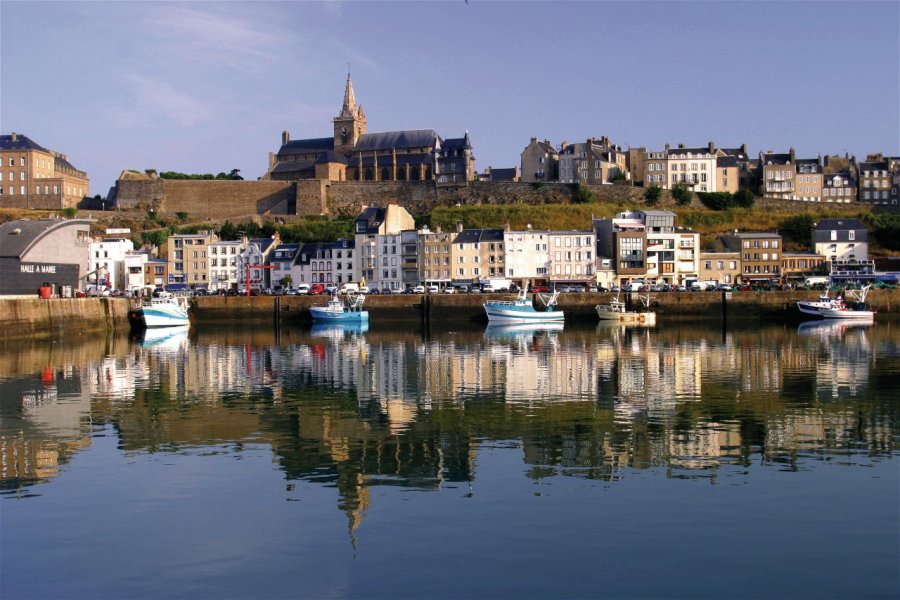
264, 74, 474, 184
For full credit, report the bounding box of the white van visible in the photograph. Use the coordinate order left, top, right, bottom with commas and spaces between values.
295, 284, 310, 295
339, 283, 360, 294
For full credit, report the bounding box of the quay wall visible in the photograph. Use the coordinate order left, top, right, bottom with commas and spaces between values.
2, 290, 896, 340
0, 298, 138, 340
194, 289, 900, 324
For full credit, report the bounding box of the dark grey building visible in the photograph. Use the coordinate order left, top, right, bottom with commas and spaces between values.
0, 218, 93, 296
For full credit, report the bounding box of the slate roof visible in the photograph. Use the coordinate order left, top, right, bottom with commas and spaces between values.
354, 129, 440, 152
716, 156, 739, 168
349, 154, 431, 168
857, 161, 889, 172
452, 228, 504, 244
667, 147, 716, 157
815, 218, 866, 232
278, 137, 335, 155
0, 218, 92, 259
315, 150, 347, 165
823, 172, 854, 185
488, 168, 517, 181
0, 134, 48, 152
271, 160, 316, 174
443, 133, 472, 150
761, 153, 792, 165
719, 148, 749, 160
354, 207, 386, 234
250, 237, 278, 255
271, 243, 301, 262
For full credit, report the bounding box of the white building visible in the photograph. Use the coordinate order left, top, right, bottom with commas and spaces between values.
208, 238, 246, 292
503, 227, 551, 286
547, 231, 596, 286
667, 145, 717, 192
88, 237, 134, 290
123, 252, 148, 293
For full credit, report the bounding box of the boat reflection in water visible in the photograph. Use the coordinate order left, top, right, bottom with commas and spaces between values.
131, 324, 189, 350
310, 321, 370, 338
484, 321, 564, 338
798, 319, 873, 338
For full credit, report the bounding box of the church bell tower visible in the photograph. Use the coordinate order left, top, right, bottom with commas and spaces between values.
334, 73, 366, 154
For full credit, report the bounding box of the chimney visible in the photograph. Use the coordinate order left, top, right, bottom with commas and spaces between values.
789, 147, 796, 163
282, 130, 290, 145
708, 141, 715, 154
741, 143, 747, 155
678, 143, 686, 149
530, 137, 537, 144
665, 143, 670, 153
11, 132, 17, 142
456, 221, 464, 233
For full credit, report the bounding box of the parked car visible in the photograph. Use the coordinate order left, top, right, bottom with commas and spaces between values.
529, 285, 550, 293
412, 285, 426, 294
309, 284, 325, 295
442, 286, 456, 294
324, 286, 338, 295
481, 284, 496, 293
285, 288, 298, 296
391, 287, 404, 294
716, 284, 734, 291
295, 284, 310, 295
426, 285, 439, 294
381, 287, 392, 294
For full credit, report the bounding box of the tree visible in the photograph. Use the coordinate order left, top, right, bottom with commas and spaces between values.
176, 211, 189, 223
61, 207, 78, 218
671, 184, 693, 206
570, 183, 593, 204
734, 188, 756, 208
228, 169, 244, 180
644, 185, 662, 205
279, 275, 293, 288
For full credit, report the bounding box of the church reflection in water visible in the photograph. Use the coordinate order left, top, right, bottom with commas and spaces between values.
1, 320, 896, 533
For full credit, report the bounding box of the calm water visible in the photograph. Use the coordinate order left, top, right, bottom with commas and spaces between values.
1, 319, 898, 599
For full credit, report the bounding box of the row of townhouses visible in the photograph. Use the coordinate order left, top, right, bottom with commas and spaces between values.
0, 209, 880, 297
521, 139, 900, 205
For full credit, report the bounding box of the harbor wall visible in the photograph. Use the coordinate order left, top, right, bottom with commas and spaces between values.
194, 289, 900, 324
0, 297, 138, 340
1, 289, 896, 340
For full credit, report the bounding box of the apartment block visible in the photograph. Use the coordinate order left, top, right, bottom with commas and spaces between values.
0, 133, 89, 209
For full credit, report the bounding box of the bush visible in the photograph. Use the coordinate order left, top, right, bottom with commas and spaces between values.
644, 185, 662, 205
671, 184, 693, 206
697, 192, 734, 210
779, 213, 816, 247
61, 207, 78, 218
175, 212, 189, 223
734, 188, 756, 208
570, 183, 593, 204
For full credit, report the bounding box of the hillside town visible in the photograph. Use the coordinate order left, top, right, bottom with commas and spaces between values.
1, 75, 898, 297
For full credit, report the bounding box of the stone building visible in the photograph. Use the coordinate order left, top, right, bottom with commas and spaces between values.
520, 138, 559, 183
723, 232, 783, 285
0, 133, 89, 209
558, 137, 626, 185
265, 74, 474, 183
759, 150, 796, 200
857, 159, 895, 204
165, 230, 219, 290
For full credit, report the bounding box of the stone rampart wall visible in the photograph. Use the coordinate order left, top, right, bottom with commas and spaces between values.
111, 176, 879, 221
0, 298, 137, 340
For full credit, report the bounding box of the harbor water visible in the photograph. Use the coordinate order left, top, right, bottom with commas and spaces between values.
1, 319, 898, 599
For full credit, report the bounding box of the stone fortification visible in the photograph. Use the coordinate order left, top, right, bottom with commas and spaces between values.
110, 177, 873, 220
111, 177, 650, 219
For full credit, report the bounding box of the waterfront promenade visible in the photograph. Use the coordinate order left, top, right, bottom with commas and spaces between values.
1, 289, 898, 340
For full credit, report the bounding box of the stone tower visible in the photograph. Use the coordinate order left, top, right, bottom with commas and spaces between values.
333, 73, 366, 154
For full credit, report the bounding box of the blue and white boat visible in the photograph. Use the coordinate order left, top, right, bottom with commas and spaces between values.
129, 292, 190, 329
310, 292, 369, 323
483, 289, 564, 324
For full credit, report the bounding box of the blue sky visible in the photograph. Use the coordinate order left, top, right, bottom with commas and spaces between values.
2, 1, 898, 196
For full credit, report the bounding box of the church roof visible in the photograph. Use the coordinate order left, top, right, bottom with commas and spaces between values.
278, 137, 334, 155
271, 160, 316, 174
315, 150, 348, 165
354, 129, 441, 152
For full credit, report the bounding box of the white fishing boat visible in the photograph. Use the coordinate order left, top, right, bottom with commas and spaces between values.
596, 293, 656, 325
310, 291, 369, 322
129, 292, 190, 328
483, 289, 564, 324
797, 285, 875, 321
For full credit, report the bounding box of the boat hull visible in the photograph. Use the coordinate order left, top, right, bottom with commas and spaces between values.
309, 307, 369, 322
596, 308, 656, 325
483, 303, 564, 324
132, 306, 190, 328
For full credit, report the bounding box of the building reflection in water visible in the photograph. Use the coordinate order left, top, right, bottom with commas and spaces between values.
1, 320, 896, 533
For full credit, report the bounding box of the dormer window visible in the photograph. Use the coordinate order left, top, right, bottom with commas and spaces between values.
849, 230, 855, 241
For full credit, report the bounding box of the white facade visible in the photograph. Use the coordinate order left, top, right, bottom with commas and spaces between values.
123, 252, 148, 293
667, 148, 717, 192
548, 231, 595, 283
376, 234, 404, 291
503, 229, 551, 284
88, 237, 134, 290
208, 240, 245, 292
645, 231, 700, 284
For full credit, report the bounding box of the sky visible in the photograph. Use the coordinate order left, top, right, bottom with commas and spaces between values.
2, 1, 898, 197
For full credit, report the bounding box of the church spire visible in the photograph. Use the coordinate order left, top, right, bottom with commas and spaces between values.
340, 72, 357, 118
